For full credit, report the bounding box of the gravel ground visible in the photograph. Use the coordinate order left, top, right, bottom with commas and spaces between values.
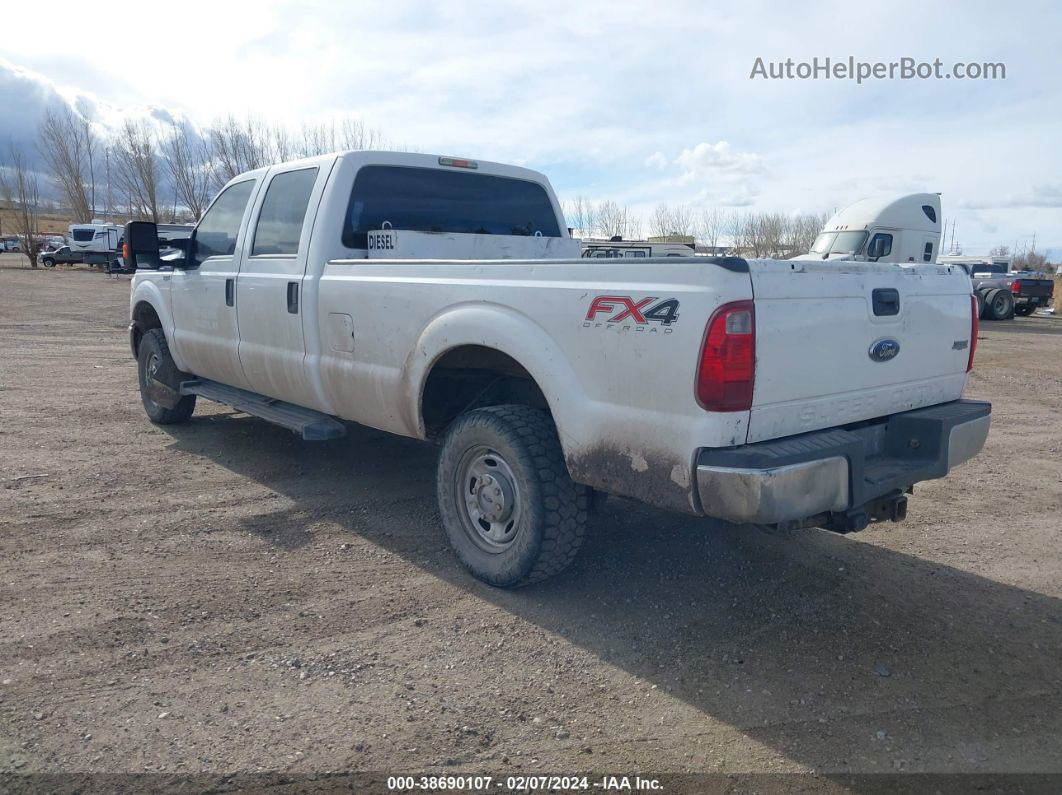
1, 258, 1060, 786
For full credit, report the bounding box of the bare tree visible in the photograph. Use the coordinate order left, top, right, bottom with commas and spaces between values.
113, 120, 162, 222
722, 210, 746, 254
0, 144, 42, 266
207, 115, 272, 188
298, 121, 336, 158
163, 123, 212, 220
297, 118, 382, 157
649, 203, 694, 238
38, 107, 97, 223
338, 117, 382, 150
695, 207, 723, 251
565, 196, 593, 238
788, 211, 829, 256
204, 114, 386, 189
594, 200, 636, 239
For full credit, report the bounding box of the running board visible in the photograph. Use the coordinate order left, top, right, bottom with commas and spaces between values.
180, 379, 346, 441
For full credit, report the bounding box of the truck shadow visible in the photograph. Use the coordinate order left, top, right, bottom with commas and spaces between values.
162, 414, 1062, 775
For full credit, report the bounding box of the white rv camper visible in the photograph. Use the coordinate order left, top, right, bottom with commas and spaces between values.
580, 237, 695, 259
796, 193, 942, 264
68, 221, 122, 266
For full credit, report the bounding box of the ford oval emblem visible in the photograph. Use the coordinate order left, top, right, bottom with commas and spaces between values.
869, 338, 901, 362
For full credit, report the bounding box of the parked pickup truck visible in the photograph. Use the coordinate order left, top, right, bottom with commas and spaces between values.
124, 151, 991, 587
38, 245, 84, 267
963, 268, 1055, 319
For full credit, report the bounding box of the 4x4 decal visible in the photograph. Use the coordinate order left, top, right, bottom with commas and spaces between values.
584, 295, 680, 328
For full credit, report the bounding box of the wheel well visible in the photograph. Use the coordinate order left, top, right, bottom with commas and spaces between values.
131, 301, 162, 357
421, 346, 549, 438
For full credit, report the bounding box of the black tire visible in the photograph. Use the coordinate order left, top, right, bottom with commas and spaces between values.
436, 405, 589, 587
137, 328, 196, 424
42, 258, 55, 268
974, 290, 985, 319
1014, 304, 1036, 316
985, 288, 1014, 320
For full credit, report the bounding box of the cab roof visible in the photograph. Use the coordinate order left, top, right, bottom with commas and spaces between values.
824, 193, 941, 233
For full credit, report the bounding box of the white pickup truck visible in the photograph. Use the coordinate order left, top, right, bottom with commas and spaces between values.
125, 151, 991, 587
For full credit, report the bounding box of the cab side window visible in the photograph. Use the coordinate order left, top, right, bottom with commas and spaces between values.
251, 168, 319, 256
868, 232, 893, 258
192, 180, 255, 266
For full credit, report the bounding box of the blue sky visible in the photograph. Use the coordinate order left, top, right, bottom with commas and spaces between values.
2, 0, 1060, 257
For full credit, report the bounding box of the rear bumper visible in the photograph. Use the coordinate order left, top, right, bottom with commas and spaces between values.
695, 399, 991, 525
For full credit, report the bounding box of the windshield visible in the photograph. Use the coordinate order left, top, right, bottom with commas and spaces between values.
810, 232, 836, 254
828, 231, 868, 255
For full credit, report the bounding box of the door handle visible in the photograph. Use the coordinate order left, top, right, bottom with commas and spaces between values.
287, 282, 299, 314
872, 288, 900, 316
225, 278, 234, 307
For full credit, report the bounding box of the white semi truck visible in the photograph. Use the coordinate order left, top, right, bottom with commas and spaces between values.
800, 194, 1049, 320
797, 193, 941, 265
124, 151, 989, 587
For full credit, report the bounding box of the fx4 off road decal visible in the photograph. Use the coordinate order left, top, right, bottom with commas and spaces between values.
584, 295, 680, 333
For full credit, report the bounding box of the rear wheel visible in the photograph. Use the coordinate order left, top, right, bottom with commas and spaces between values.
436, 405, 589, 587
985, 288, 1015, 320
137, 328, 196, 424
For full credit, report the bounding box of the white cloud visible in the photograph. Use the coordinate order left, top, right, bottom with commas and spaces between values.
959, 184, 1062, 210
645, 151, 668, 169
675, 141, 765, 182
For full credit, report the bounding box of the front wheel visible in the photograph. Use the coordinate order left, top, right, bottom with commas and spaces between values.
1014, 304, 1037, 316
42, 258, 55, 268
137, 328, 196, 424
436, 405, 589, 587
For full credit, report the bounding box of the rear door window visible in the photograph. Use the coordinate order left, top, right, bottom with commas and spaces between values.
251, 168, 318, 256
342, 165, 561, 248
193, 180, 256, 265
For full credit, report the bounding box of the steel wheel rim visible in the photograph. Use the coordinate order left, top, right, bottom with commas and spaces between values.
142, 352, 162, 410
453, 445, 522, 553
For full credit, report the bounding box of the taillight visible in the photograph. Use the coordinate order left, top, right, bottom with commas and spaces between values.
1010, 280, 1021, 294
122, 243, 129, 260
967, 293, 979, 372
696, 300, 755, 411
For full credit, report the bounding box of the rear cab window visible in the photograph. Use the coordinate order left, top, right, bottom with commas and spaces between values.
341, 165, 561, 249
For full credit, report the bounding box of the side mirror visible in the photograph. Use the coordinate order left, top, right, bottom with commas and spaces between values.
867, 237, 886, 260
123, 221, 160, 270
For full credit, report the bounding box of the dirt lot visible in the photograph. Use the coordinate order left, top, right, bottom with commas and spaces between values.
1, 257, 1060, 786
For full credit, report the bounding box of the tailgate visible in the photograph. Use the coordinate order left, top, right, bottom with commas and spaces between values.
747, 260, 973, 444
1019, 279, 1054, 298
